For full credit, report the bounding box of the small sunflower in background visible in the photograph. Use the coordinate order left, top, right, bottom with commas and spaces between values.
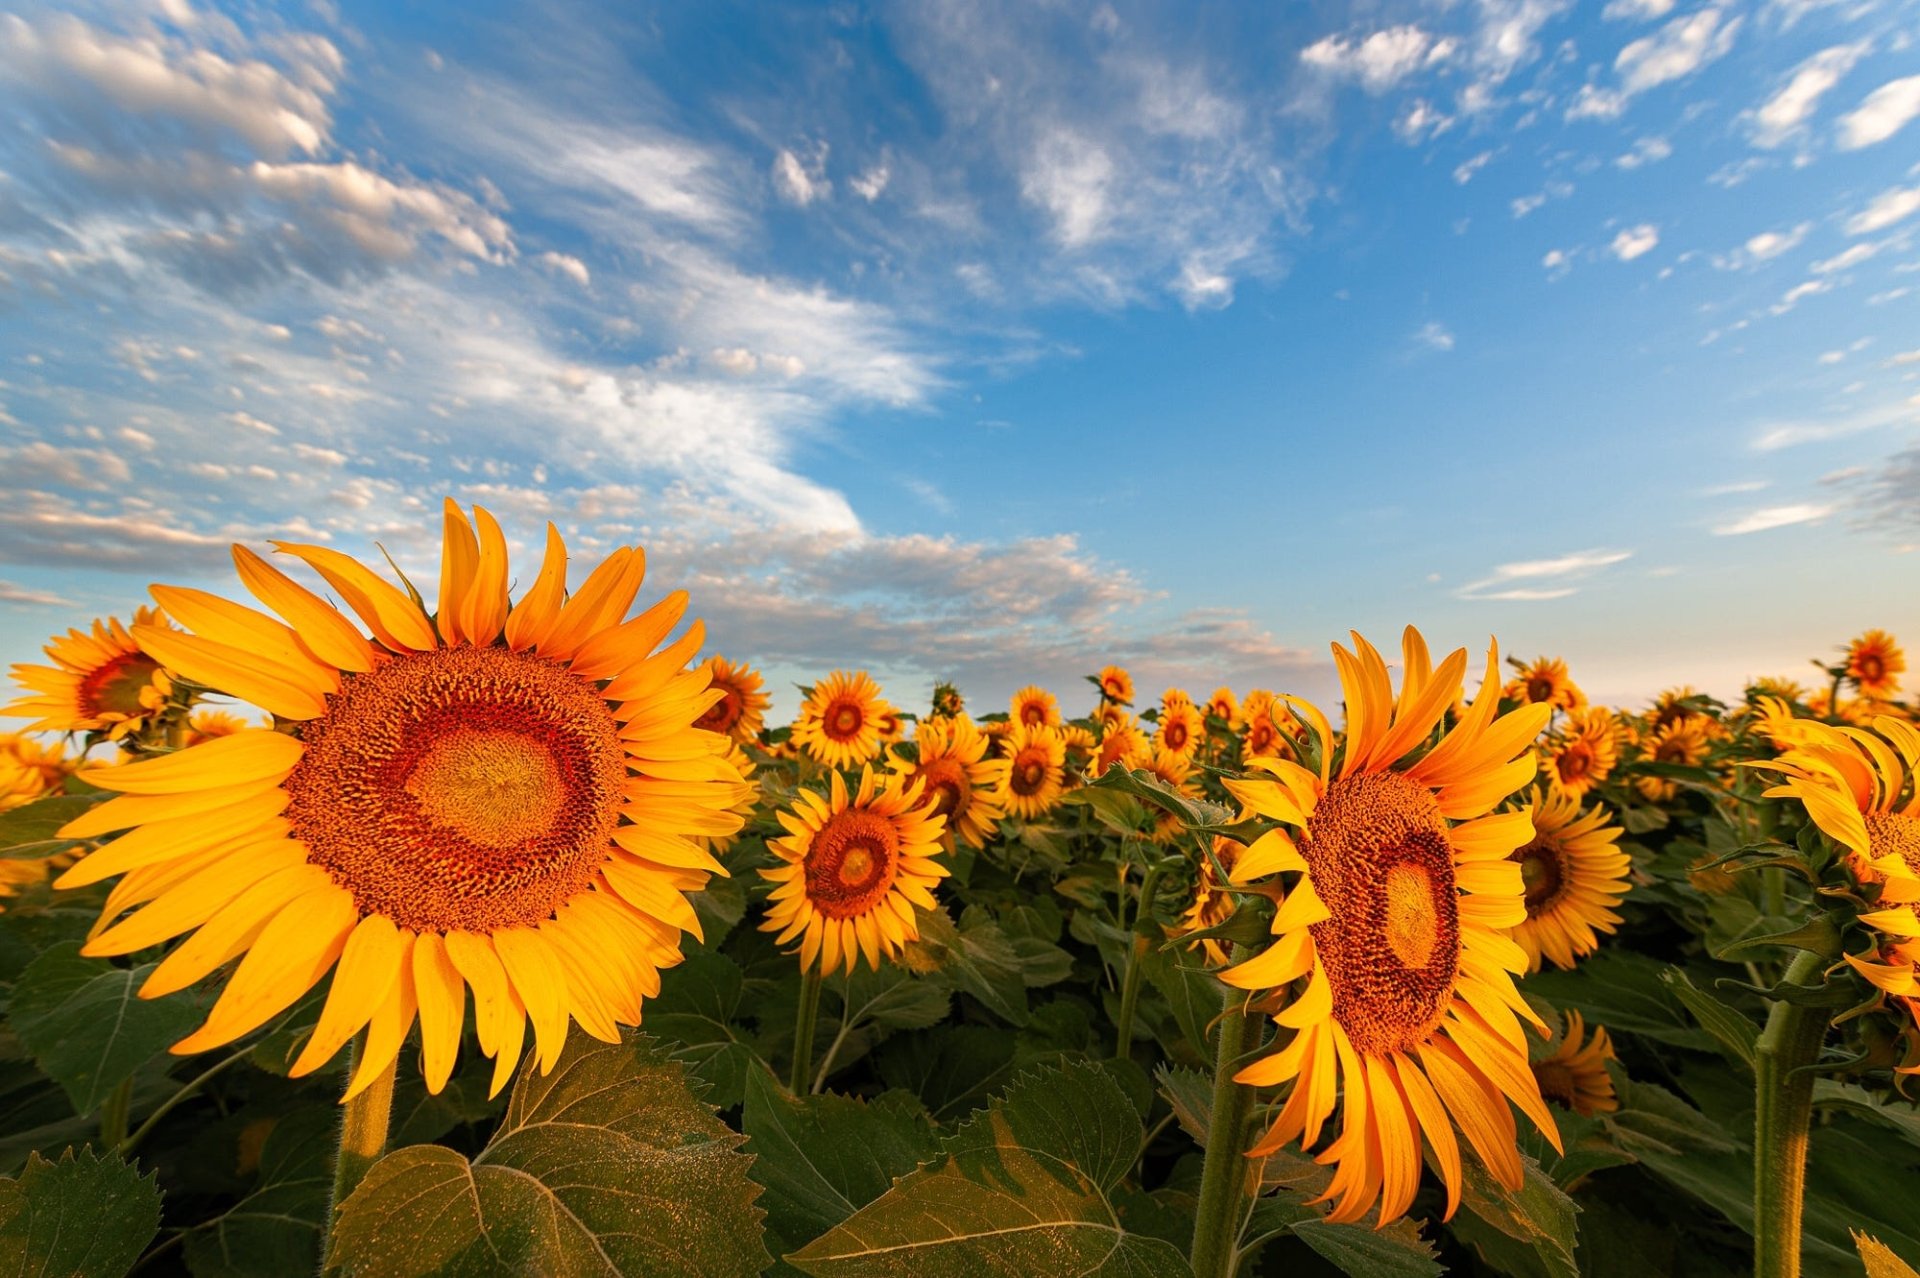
1205, 686, 1240, 730
693, 656, 771, 744
930, 681, 965, 719
761, 766, 947, 973
1844, 629, 1905, 701
1509, 786, 1631, 971
888, 715, 1007, 849
1221, 626, 1560, 1226
1154, 699, 1205, 760
999, 722, 1065, 819
1504, 655, 1585, 712
1142, 747, 1203, 844
794, 670, 891, 769
1635, 717, 1711, 802
1009, 684, 1060, 729
1171, 836, 1244, 966
1093, 721, 1151, 776
6, 608, 173, 740
58, 500, 748, 1099
1542, 706, 1620, 798
1096, 665, 1134, 706
1532, 1010, 1620, 1116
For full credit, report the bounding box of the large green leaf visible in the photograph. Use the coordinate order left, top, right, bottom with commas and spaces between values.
183, 1108, 333, 1277
0, 1145, 162, 1278
909, 908, 1029, 1026
1522, 950, 1715, 1050
1452, 1152, 1579, 1278
0, 794, 107, 858
785, 1058, 1188, 1276
8, 942, 206, 1114
326, 1031, 769, 1277
646, 950, 760, 1107
742, 1069, 938, 1245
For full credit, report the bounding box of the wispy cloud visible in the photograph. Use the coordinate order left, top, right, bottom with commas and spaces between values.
1845, 184, 1920, 235
1746, 43, 1869, 147
1610, 223, 1659, 261
1413, 321, 1456, 351
1713, 503, 1833, 535
1458, 548, 1633, 601
1837, 75, 1920, 150
1298, 25, 1454, 93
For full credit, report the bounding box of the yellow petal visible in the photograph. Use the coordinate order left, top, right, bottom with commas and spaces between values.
170, 886, 357, 1054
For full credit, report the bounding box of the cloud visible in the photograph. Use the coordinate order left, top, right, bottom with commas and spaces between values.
1021, 128, 1116, 247
1615, 136, 1673, 167
1751, 397, 1918, 449
1610, 223, 1659, 260
1747, 43, 1869, 147
1414, 321, 1455, 351
1453, 150, 1494, 183
535, 251, 590, 287
1395, 99, 1452, 144
772, 145, 829, 206
1845, 185, 1920, 235
1717, 221, 1811, 269
0, 580, 73, 607
1543, 248, 1571, 277
0, 442, 133, 490
1603, 0, 1676, 19
1617, 8, 1742, 95
1457, 548, 1633, 600
1713, 503, 1833, 535
1834, 444, 1919, 537
1838, 76, 1920, 149
1299, 26, 1453, 93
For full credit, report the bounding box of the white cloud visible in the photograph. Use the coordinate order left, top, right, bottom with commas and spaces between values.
249, 160, 513, 263
1543, 248, 1571, 277
1414, 321, 1455, 351
0, 580, 73, 607
772, 146, 829, 206
1713, 503, 1834, 534
1811, 242, 1878, 274
1395, 99, 1452, 143
1845, 185, 1920, 235
1603, 0, 1676, 19
1723, 221, 1811, 267
1454, 151, 1494, 183
1458, 548, 1633, 601
0, 442, 133, 490
536, 251, 590, 288
850, 164, 890, 201
1611, 223, 1659, 260
1300, 25, 1452, 93
1617, 9, 1742, 96
1021, 128, 1115, 247
1838, 76, 1920, 149
1748, 43, 1869, 148
1769, 278, 1831, 314
1565, 84, 1626, 120
1615, 136, 1673, 168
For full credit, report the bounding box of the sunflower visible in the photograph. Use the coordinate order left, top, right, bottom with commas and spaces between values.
1010, 685, 1061, 730
693, 657, 771, 744
7, 608, 173, 739
1508, 787, 1630, 972
1171, 836, 1244, 966
1155, 699, 1205, 761
2, 733, 70, 796
1504, 656, 1584, 712
794, 671, 891, 770
1206, 687, 1241, 731
1097, 665, 1134, 706
1648, 686, 1704, 733
1541, 707, 1619, 798
1532, 1010, 1618, 1116
1090, 701, 1131, 736
1221, 627, 1560, 1225
1094, 722, 1151, 777
1747, 676, 1807, 705
1244, 709, 1293, 762
760, 765, 947, 974
1846, 630, 1906, 700
1143, 747, 1203, 844
889, 714, 1008, 849
931, 682, 965, 719
1634, 718, 1710, 802
1244, 689, 1276, 722
1000, 722, 1066, 819
1161, 687, 1194, 714
696, 740, 761, 858
56, 501, 749, 1100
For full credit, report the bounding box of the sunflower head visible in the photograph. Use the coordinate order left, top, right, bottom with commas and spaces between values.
794, 670, 892, 770
1532, 1009, 1619, 1116
931, 682, 965, 718
1220, 626, 1560, 1225
1205, 686, 1241, 731
1542, 707, 1619, 798
888, 714, 1008, 849
1154, 700, 1204, 760
1509, 786, 1630, 972
1096, 665, 1134, 706
1505, 656, 1584, 712
1845, 629, 1906, 700
1170, 836, 1244, 966
999, 722, 1067, 819
1010, 685, 1061, 730
761, 765, 947, 974
693, 656, 771, 744
6, 607, 174, 739
1142, 747, 1202, 844
1634, 717, 1711, 802
1094, 722, 1151, 776
54, 499, 747, 1101
1243, 709, 1295, 762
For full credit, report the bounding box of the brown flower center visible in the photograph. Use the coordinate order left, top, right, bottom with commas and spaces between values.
694, 686, 742, 733
286, 645, 624, 933
1556, 743, 1593, 783
1512, 838, 1568, 913
915, 757, 970, 821
1868, 812, 1920, 876
827, 701, 864, 739
1011, 754, 1049, 796
81, 652, 161, 718
1527, 677, 1556, 704
1302, 771, 1460, 1057
805, 809, 899, 918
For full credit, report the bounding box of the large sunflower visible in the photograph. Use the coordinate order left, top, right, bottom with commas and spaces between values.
1756, 716, 1920, 1036
693, 656, 771, 744
1000, 722, 1066, 819
1541, 707, 1618, 798
1509, 787, 1630, 972
1532, 1010, 1618, 1117
1010, 685, 1061, 729
1845, 630, 1905, 700
761, 766, 947, 973
1221, 627, 1560, 1225
793, 670, 891, 769
7, 608, 173, 739
57, 501, 748, 1099
888, 714, 1008, 849
1093, 721, 1151, 777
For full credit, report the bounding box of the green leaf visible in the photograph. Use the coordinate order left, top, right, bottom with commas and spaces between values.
9, 942, 206, 1113
183, 1108, 333, 1277
742, 1069, 938, 1245
786, 1059, 1188, 1276
0, 794, 106, 857
908, 909, 1028, 1026
1811, 1080, 1920, 1150
1135, 946, 1220, 1062
1291, 1218, 1442, 1278
1522, 950, 1714, 1050
1453, 1153, 1579, 1278
1660, 967, 1758, 1070
1856, 1232, 1920, 1278
647, 950, 759, 1108
1712, 914, 1844, 961
1153, 1065, 1211, 1145
326, 1031, 769, 1277
0, 1145, 162, 1278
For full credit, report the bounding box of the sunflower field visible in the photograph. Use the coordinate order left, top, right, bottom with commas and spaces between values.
1, 501, 1917, 1278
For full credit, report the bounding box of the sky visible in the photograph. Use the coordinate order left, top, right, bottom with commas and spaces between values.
0, 0, 1916, 722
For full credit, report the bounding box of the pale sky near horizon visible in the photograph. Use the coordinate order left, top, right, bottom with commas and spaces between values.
1, 0, 1916, 723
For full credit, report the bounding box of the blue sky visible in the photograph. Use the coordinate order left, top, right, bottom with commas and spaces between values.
1, 0, 1915, 720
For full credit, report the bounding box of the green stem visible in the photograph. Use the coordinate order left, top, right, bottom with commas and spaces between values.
789, 966, 824, 1094
1753, 949, 1828, 1278
1190, 978, 1259, 1278
99, 1078, 133, 1150
811, 972, 854, 1094
329, 1038, 398, 1220
117, 1042, 253, 1157
1114, 859, 1172, 1058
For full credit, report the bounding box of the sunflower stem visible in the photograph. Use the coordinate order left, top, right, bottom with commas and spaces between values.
328, 1038, 397, 1223
789, 966, 824, 1094
811, 972, 855, 1094
1752, 948, 1828, 1278
1114, 859, 1170, 1058
1190, 975, 1258, 1278
99, 1078, 133, 1150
